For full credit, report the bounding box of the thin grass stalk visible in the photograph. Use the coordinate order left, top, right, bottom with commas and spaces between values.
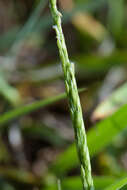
49, 0, 94, 189
57, 179, 62, 190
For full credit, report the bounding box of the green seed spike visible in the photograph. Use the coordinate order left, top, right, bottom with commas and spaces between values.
49, 0, 94, 189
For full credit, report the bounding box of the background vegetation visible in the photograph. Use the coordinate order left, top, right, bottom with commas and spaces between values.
0, 0, 127, 189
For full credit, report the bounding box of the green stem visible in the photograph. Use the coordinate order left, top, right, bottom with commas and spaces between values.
49, 0, 94, 189
57, 179, 62, 190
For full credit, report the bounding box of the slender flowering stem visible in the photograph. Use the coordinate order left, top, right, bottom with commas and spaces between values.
49, 0, 94, 189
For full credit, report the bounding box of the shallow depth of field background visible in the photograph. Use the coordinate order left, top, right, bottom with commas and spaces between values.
0, 0, 127, 190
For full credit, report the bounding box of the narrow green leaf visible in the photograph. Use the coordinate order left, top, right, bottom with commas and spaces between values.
44, 176, 117, 190
62, 176, 117, 190
104, 177, 127, 190
51, 104, 127, 175
120, 184, 127, 190
0, 74, 21, 106
92, 82, 127, 120
0, 89, 84, 126
0, 93, 66, 126
108, 0, 124, 36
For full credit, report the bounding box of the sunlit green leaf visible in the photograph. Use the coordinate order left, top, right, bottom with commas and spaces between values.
104, 177, 127, 190
51, 104, 127, 175
92, 82, 127, 120
44, 176, 117, 190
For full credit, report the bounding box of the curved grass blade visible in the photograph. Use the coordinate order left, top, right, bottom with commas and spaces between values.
0, 89, 84, 126
104, 177, 127, 190
92, 82, 127, 121
51, 103, 127, 175
0, 93, 66, 126
44, 176, 117, 190
0, 74, 21, 106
